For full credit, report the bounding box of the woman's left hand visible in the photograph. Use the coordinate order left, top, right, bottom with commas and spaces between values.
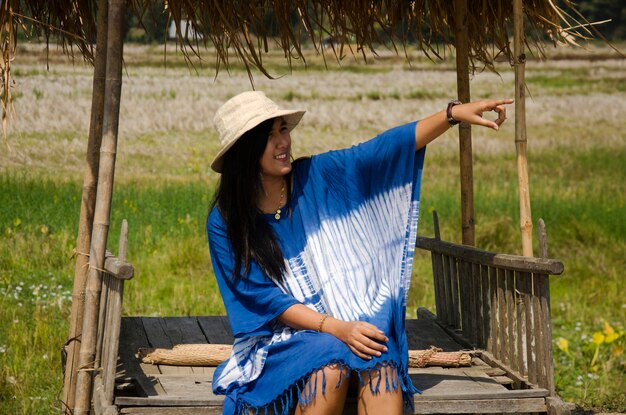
451, 99, 514, 131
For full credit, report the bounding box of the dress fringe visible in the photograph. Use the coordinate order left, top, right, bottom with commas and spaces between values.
233, 360, 419, 415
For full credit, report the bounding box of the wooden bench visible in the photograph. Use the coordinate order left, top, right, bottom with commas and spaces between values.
91, 217, 573, 414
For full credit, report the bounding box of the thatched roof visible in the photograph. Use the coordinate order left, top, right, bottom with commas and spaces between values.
0, 0, 601, 125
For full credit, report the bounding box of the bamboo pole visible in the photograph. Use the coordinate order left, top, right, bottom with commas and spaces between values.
62, 0, 109, 412
454, 0, 475, 246
513, 0, 534, 257
73, 1, 125, 413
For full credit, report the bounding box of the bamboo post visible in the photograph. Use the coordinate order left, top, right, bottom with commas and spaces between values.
454, 0, 475, 246
62, 0, 109, 411
513, 0, 533, 256
73, 1, 125, 413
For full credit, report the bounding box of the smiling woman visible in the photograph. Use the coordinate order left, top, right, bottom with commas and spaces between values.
205, 91, 513, 415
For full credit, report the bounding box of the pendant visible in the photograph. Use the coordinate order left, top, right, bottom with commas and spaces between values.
274, 209, 281, 220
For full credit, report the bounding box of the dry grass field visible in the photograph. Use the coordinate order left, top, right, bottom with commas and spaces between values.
1, 42, 624, 413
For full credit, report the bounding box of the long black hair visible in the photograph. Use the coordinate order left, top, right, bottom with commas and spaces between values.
211, 118, 288, 283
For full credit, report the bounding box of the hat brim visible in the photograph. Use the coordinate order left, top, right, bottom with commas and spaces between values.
210, 109, 305, 173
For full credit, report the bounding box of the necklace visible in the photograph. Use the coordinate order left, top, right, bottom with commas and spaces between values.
274, 182, 285, 220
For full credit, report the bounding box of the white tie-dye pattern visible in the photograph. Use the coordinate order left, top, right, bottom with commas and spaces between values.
215, 184, 420, 391
285, 184, 416, 321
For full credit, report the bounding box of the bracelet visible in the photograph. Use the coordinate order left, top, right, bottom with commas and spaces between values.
446, 100, 462, 126
317, 315, 329, 332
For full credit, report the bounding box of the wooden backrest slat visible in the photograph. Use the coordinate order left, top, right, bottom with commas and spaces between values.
442, 254, 454, 327
431, 252, 445, 324
479, 264, 491, 350
532, 273, 545, 389
488, 265, 498, 357
416, 236, 563, 274
506, 269, 518, 374
449, 255, 461, 329
458, 260, 471, 341
472, 262, 482, 347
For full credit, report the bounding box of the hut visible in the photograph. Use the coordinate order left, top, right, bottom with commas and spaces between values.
0, 1, 601, 414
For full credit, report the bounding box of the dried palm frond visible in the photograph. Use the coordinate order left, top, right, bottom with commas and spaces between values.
0, 0, 612, 131
0, 0, 97, 137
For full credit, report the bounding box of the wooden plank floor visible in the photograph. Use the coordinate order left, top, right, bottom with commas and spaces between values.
115, 316, 548, 414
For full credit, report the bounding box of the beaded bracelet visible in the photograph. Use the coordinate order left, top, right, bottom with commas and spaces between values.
317, 314, 329, 332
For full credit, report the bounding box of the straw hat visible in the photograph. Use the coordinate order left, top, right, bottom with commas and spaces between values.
211, 91, 306, 173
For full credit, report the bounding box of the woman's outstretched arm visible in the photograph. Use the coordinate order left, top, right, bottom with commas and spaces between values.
278, 304, 388, 360
414, 98, 514, 150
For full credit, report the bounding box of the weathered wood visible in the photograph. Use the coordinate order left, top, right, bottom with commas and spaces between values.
471, 262, 482, 346
94, 375, 118, 415
546, 396, 575, 415
115, 376, 549, 406
95, 273, 111, 374
104, 276, 124, 405
103, 256, 134, 280
113, 315, 564, 414
479, 351, 534, 390
121, 408, 221, 415
416, 308, 473, 350
167, 318, 209, 344
537, 273, 555, 394
74, 1, 126, 413
432, 250, 445, 322
412, 398, 546, 414
449, 255, 460, 329
458, 260, 472, 342
118, 393, 548, 413
442, 254, 454, 326
532, 273, 546, 390
506, 269, 518, 373
197, 316, 234, 345
416, 237, 563, 274
118, 398, 548, 415
488, 266, 498, 356
406, 317, 465, 352
141, 318, 191, 375
480, 264, 490, 349
118, 318, 164, 395
497, 267, 507, 364
517, 271, 530, 378
493, 375, 515, 385
484, 367, 507, 377
116, 396, 223, 406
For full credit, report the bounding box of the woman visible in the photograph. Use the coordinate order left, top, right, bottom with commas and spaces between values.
207, 91, 512, 415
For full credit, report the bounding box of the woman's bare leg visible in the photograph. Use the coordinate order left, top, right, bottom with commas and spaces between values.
294, 364, 350, 415
357, 365, 403, 415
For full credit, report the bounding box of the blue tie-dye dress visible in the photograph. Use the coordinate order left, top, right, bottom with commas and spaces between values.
207, 121, 425, 415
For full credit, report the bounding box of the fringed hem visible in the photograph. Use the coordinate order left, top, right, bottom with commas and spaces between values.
232, 360, 419, 415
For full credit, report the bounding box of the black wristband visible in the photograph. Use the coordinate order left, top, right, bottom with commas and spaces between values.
446, 100, 462, 126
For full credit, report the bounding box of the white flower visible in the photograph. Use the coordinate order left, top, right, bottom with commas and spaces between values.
0, 345, 6, 353
42, 354, 49, 360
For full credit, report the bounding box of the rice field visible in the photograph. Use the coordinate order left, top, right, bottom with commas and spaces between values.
1, 42, 625, 413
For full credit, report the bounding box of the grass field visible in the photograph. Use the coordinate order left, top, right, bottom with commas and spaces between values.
1, 42, 624, 414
